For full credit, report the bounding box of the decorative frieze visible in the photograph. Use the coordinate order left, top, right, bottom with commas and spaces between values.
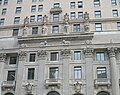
0, 53, 6, 62
18, 51, 27, 61
83, 47, 93, 57
61, 49, 71, 57
107, 47, 117, 57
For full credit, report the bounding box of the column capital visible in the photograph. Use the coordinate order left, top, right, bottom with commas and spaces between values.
18, 51, 27, 61
83, 48, 93, 58
61, 49, 71, 57
37, 50, 47, 60
0, 53, 6, 62
107, 47, 117, 57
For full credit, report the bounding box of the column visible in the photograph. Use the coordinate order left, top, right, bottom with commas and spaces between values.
108, 47, 119, 95
0, 53, 6, 95
15, 51, 27, 95
37, 50, 47, 95
61, 49, 71, 95
84, 48, 94, 95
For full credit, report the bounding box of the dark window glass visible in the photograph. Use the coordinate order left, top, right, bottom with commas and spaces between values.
7, 71, 15, 81
9, 56, 17, 64
27, 68, 35, 80
97, 67, 107, 78
29, 53, 36, 62
49, 67, 59, 79
51, 52, 59, 61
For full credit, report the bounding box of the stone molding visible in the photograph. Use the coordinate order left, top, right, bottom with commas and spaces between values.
83, 47, 93, 58
0, 53, 6, 62
107, 47, 117, 57
18, 51, 27, 61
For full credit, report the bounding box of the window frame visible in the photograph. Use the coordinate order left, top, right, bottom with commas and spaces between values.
27, 68, 35, 80
0, 18, 5, 25
7, 71, 16, 81
94, 0, 100, 7
50, 52, 59, 61
31, 5, 36, 12
14, 17, 20, 24
52, 26, 59, 33
2, 8, 7, 15
73, 24, 80, 32
97, 67, 107, 78
117, 22, 120, 30
49, 67, 59, 79
78, 1, 83, 8
29, 53, 36, 62
95, 11, 101, 18
15, 7, 22, 14
32, 27, 38, 35
74, 66, 82, 79
70, 2, 75, 9
30, 15, 35, 22
95, 23, 102, 32
112, 10, 118, 17
74, 51, 81, 60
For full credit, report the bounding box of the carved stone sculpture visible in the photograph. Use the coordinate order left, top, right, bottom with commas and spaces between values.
62, 40, 70, 45
63, 13, 69, 24
61, 49, 71, 56
38, 50, 47, 58
74, 81, 81, 93
0, 53, 6, 62
42, 15, 47, 25
84, 12, 90, 32
24, 16, 29, 26
25, 83, 33, 94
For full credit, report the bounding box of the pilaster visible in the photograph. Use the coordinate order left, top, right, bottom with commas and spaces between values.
84, 48, 94, 95
107, 47, 119, 95
37, 50, 47, 95
61, 49, 71, 95
0, 53, 6, 95
15, 50, 27, 95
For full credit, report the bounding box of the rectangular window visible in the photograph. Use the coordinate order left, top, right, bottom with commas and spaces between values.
0, 0, 2, 5
17, 0, 22, 3
74, 66, 82, 79
14, 17, 20, 24
111, 0, 117, 5
117, 22, 120, 30
95, 23, 102, 31
95, 11, 101, 18
112, 10, 118, 17
71, 12, 76, 19
73, 24, 80, 32
51, 52, 59, 61
2, 8, 7, 15
0, 18, 5, 25
12, 29, 19, 36
70, 2, 75, 8
29, 53, 36, 62
38, 5, 43, 11
78, 1, 83, 8
32, 0, 37, 2
52, 26, 59, 33
54, 3, 60, 8
7, 71, 15, 81
74, 51, 81, 60
15, 7, 22, 14
30, 15, 35, 22
78, 12, 83, 18
97, 67, 107, 78
4, 0, 8, 5
96, 52, 105, 61
53, 13, 59, 21
37, 15, 42, 22
32, 27, 38, 34
94, 0, 100, 7
9, 56, 17, 64
31, 5, 36, 12
49, 67, 59, 79
27, 68, 35, 80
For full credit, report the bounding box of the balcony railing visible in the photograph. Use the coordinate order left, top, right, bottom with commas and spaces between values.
45, 79, 62, 89
1, 81, 16, 91
50, 7, 62, 14
94, 78, 111, 88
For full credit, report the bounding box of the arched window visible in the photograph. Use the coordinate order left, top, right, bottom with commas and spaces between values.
47, 91, 60, 95
97, 91, 110, 95
5, 93, 14, 95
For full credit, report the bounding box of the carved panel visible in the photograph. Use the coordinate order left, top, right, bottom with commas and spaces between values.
61, 49, 71, 57
18, 51, 27, 61
107, 47, 117, 57
0, 53, 6, 62
37, 50, 47, 60
83, 48, 93, 57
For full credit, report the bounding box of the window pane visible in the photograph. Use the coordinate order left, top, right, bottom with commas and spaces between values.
29, 53, 36, 62
70, 2, 75, 8
9, 56, 17, 64
94, 0, 100, 7
52, 26, 59, 33
74, 51, 81, 60
27, 68, 35, 80
73, 24, 80, 32
71, 12, 75, 19
37, 15, 42, 22
0, 18, 5, 25
51, 52, 59, 61
32, 27, 38, 34
54, 3, 60, 8
74, 66, 82, 79
78, 1, 83, 8
117, 22, 120, 30
97, 67, 107, 78
113, 10, 118, 17
53, 13, 59, 21
96, 52, 105, 61
49, 67, 59, 79
95, 23, 102, 31
7, 71, 15, 81
38, 5, 43, 11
